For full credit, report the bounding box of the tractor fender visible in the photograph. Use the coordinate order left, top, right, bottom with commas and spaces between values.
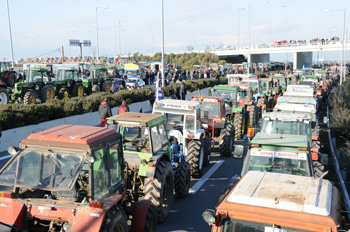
130, 200, 152, 232
71, 194, 123, 232
0, 198, 26, 231
145, 152, 170, 179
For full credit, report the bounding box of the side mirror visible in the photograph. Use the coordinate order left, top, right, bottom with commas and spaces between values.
7, 146, 18, 156
311, 121, 317, 129
323, 116, 328, 124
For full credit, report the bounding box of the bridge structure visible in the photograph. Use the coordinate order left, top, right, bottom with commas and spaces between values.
209, 40, 350, 69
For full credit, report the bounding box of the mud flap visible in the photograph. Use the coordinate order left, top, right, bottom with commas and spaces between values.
130, 200, 152, 232
0, 198, 26, 231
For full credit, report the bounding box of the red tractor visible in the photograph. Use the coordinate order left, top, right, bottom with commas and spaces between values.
0, 61, 16, 104
0, 124, 157, 232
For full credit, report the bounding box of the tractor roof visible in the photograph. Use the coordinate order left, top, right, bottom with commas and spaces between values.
227, 74, 255, 79
262, 111, 312, 122
107, 112, 165, 127
213, 85, 241, 91
250, 132, 308, 148
91, 66, 107, 70
58, 67, 79, 71
154, 99, 200, 109
24, 67, 50, 72
221, 171, 334, 217
191, 95, 224, 103
277, 96, 316, 105
20, 124, 119, 150
241, 79, 259, 83
231, 83, 250, 90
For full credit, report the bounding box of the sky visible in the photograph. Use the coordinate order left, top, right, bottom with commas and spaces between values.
0, 0, 349, 62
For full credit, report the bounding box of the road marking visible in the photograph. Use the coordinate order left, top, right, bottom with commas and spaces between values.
0, 155, 11, 161
189, 160, 225, 194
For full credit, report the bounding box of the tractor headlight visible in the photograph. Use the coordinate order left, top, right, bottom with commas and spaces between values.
202, 209, 216, 224
35, 85, 40, 91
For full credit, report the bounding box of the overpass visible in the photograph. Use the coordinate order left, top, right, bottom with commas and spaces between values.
209, 40, 350, 69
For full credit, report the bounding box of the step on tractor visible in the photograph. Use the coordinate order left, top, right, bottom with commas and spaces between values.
260, 111, 327, 177
203, 171, 340, 232
0, 61, 16, 104
106, 112, 190, 222
54, 67, 85, 99
191, 96, 235, 157
208, 85, 249, 140
11, 65, 55, 104
0, 125, 157, 232
83, 66, 113, 94
152, 99, 210, 177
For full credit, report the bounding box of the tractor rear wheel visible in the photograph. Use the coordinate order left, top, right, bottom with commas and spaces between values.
187, 140, 204, 178
247, 105, 256, 128
58, 88, 69, 100
100, 206, 128, 232
0, 88, 9, 104
144, 160, 174, 223
313, 160, 325, 178
203, 137, 211, 166
233, 113, 243, 140
175, 160, 191, 198
73, 83, 84, 97
24, 91, 36, 104
92, 84, 100, 93
219, 124, 234, 157
40, 84, 55, 103
102, 81, 112, 93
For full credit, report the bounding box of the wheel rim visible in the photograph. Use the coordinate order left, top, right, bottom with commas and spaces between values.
78, 86, 84, 96
47, 88, 54, 99
29, 95, 35, 104
64, 91, 69, 99
0, 92, 8, 104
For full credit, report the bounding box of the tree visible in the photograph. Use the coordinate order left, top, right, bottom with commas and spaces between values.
218, 60, 226, 66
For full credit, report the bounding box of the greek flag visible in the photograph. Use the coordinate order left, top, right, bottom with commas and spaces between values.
156, 80, 163, 102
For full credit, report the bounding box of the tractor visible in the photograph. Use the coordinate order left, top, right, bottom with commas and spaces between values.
54, 67, 85, 99
11, 65, 55, 104
82, 66, 113, 94
191, 96, 235, 157
0, 61, 16, 104
152, 99, 211, 177
208, 85, 250, 140
0, 124, 157, 232
106, 112, 190, 222
271, 74, 287, 94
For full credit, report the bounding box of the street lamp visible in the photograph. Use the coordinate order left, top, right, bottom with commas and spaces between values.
325, 9, 346, 95
190, 20, 195, 51
282, 5, 288, 72
231, 4, 244, 49
6, 0, 14, 68
151, 21, 157, 56
161, 0, 165, 87
96, 6, 108, 64
34, 35, 39, 58
118, 20, 127, 58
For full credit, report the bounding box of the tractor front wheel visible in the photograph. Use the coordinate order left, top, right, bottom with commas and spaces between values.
203, 137, 211, 166
58, 88, 69, 100
0, 88, 9, 104
24, 91, 36, 104
187, 140, 204, 178
40, 84, 55, 103
247, 105, 256, 128
102, 81, 112, 93
92, 84, 100, 93
144, 160, 174, 223
100, 206, 128, 232
233, 113, 243, 140
175, 160, 191, 198
219, 124, 235, 157
73, 83, 84, 97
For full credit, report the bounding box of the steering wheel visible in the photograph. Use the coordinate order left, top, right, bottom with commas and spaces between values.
267, 163, 292, 173
292, 169, 306, 176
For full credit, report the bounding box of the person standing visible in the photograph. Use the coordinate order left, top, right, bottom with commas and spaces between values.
98, 98, 112, 127
118, 100, 130, 114
180, 82, 186, 100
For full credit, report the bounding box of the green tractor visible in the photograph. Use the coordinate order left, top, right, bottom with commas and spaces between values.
11, 66, 55, 104
82, 66, 113, 94
271, 74, 287, 94
106, 112, 191, 223
209, 85, 250, 140
54, 67, 85, 99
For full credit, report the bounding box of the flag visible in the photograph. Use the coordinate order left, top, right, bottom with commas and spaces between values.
155, 80, 163, 102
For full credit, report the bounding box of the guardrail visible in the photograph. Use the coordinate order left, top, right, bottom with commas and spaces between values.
327, 101, 350, 220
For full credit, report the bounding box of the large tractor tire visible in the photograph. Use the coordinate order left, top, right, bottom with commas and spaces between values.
102, 81, 112, 93
73, 83, 84, 97
40, 84, 55, 103
0, 88, 9, 104
203, 137, 211, 166
58, 88, 69, 100
6, 71, 16, 88
175, 160, 191, 198
257, 97, 265, 119
247, 105, 256, 128
23, 91, 36, 105
131, 200, 157, 232
233, 113, 243, 140
257, 97, 265, 108
144, 160, 174, 223
100, 205, 128, 232
313, 160, 326, 178
219, 124, 234, 157
92, 84, 100, 93
187, 140, 205, 178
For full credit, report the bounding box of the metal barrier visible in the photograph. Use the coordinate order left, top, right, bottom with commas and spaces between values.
327, 103, 350, 220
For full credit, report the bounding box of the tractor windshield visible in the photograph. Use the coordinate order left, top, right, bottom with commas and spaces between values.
242, 81, 259, 93
261, 81, 271, 92
57, 70, 79, 81
213, 90, 237, 100
200, 102, 219, 118
0, 62, 10, 73
239, 90, 249, 99
94, 69, 108, 78
119, 126, 152, 153
0, 148, 83, 190
261, 120, 310, 136
276, 77, 286, 85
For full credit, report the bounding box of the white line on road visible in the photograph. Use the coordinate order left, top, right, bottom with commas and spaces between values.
0, 155, 11, 161
189, 160, 225, 194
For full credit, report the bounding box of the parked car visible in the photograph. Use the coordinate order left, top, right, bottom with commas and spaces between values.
126, 77, 145, 88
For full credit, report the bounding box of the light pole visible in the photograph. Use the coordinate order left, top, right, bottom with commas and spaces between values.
282, 5, 288, 72
190, 20, 195, 51
151, 21, 157, 56
118, 20, 127, 58
34, 35, 39, 58
114, 25, 117, 63
325, 9, 346, 95
6, 0, 14, 68
231, 5, 244, 49
161, 0, 165, 87
96, 6, 108, 64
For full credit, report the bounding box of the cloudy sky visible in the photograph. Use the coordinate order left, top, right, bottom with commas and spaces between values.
0, 0, 349, 61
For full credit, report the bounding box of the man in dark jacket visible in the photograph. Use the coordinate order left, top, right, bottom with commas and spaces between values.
118, 100, 130, 114
98, 98, 112, 127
